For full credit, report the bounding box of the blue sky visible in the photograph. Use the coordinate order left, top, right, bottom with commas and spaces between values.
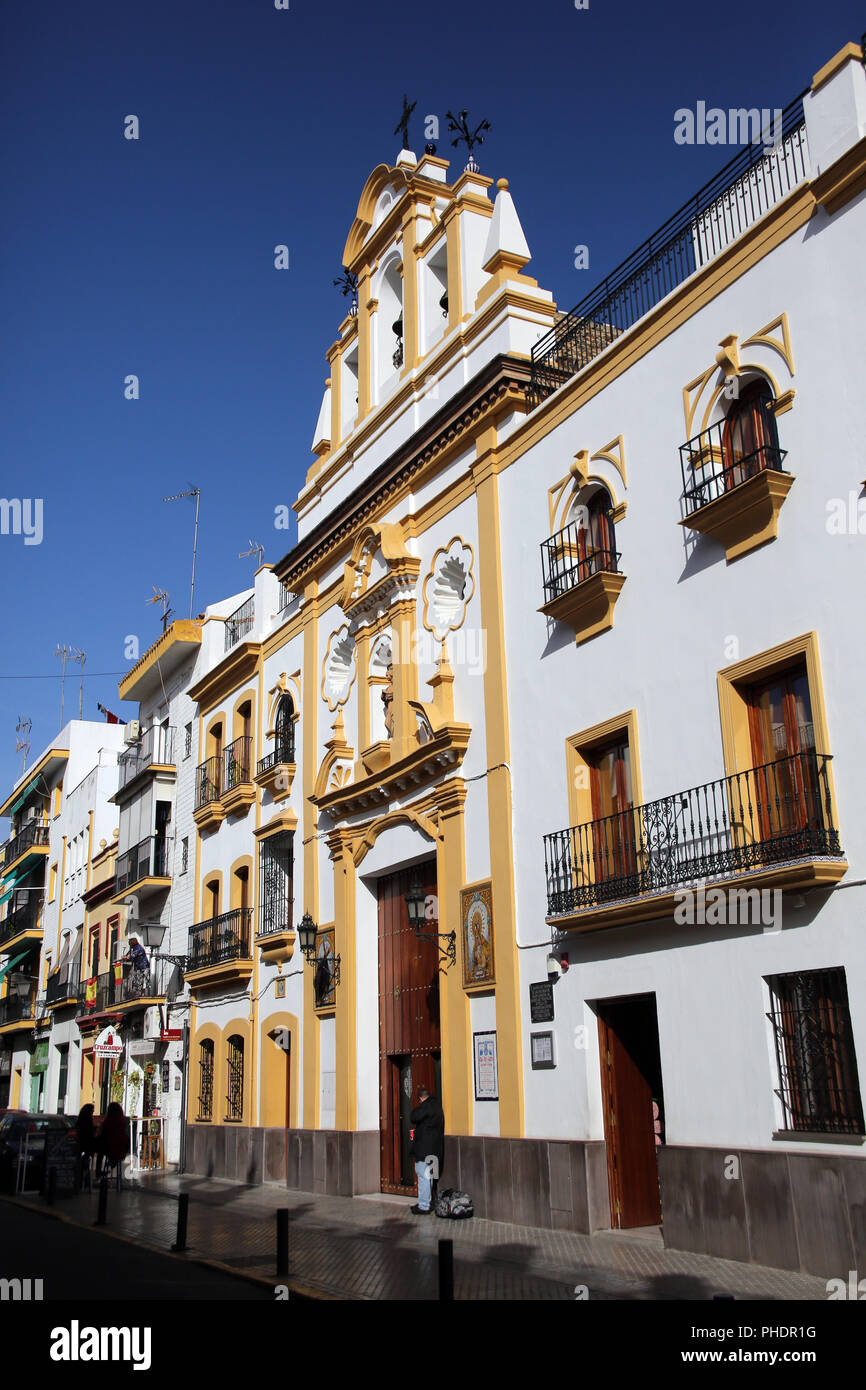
0, 0, 860, 798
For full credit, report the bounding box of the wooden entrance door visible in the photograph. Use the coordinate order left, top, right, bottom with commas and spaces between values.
378, 864, 440, 1193
597, 995, 663, 1228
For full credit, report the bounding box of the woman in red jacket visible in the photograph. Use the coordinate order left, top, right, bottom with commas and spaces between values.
98, 1102, 129, 1188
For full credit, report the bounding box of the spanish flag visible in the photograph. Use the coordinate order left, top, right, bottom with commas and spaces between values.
85, 977, 97, 1007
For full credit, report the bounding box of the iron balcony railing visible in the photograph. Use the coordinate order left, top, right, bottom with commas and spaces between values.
188, 907, 252, 971
528, 95, 808, 409
544, 750, 841, 917
46, 969, 81, 1006
114, 955, 177, 1005
0, 898, 42, 947
679, 413, 787, 519
117, 725, 176, 789
256, 738, 295, 778
225, 597, 255, 651
224, 735, 253, 792
115, 834, 170, 894
0, 991, 37, 1026
78, 971, 113, 1015
195, 755, 222, 810
278, 581, 295, 612
541, 520, 621, 605
1, 820, 49, 869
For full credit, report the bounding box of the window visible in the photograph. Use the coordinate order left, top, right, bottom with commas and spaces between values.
198, 1040, 214, 1121
542, 486, 619, 602
184, 723, 192, 759
275, 695, 295, 763
181, 837, 189, 875
721, 379, 782, 491
743, 663, 827, 858
225, 1035, 244, 1121
767, 968, 864, 1136
259, 832, 293, 937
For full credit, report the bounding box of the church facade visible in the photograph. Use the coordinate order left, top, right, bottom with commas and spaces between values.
176, 38, 866, 1275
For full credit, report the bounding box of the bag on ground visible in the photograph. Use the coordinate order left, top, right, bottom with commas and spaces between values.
434, 1187, 474, 1219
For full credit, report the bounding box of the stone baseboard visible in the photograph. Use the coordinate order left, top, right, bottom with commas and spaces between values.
659, 1143, 866, 1278
443, 1135, 610, 1233
184, 1123, 378, 1195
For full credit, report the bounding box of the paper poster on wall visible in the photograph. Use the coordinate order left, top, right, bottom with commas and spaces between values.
473, 1030, 498, 1101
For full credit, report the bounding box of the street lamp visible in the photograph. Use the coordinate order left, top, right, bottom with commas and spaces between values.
403, 870, 456, 968
297, 911, 318, 963
297, 912, 341, 1000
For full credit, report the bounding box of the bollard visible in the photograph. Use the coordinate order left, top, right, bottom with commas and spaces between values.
171, 1192, 189, 1252
276, 1208, 289, 1278
438, 1238, 454, 1301
95, 1171, 109, 1226
47, 1167, 57, 1207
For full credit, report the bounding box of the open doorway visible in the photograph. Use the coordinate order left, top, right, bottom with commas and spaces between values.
596, 993, 664, 1228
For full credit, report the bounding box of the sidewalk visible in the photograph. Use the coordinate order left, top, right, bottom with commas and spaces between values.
15, 1172, 829, 1301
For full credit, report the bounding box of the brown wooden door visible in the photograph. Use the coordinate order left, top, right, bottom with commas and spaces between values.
746, 666, 819, 846
598, 996, 663, 1229
589, 739, 637, 890
378, 864, 440, 1193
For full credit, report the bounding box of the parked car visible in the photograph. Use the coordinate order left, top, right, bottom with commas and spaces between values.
0, 1112, 78, 1192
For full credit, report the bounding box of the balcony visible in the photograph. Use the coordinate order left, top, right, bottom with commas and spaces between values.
222, 735, 254, 815
193, 754, 224, 831
77, 971, 114, 1019
114, 834, 171, 899
225, 597, 255, 651
186, 908, 253, 990
112, 956, 176, 1011
0, 897, 42, 952
528, 96, 808, 410
255, 741, 297, 798
539, 521, 625, 643
46, 969, 81, 1009
0, 986, 37, 1034
116, 725, 176, 796
678, 417, 793, 561
544, 751, 846, 932
1, 820, 49, 875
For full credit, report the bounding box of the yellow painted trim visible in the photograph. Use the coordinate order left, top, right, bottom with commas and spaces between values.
260, 1010, 299, 1128
811, 41, 863, 92
330, 829, 357, 1130
302, 583, 320, 1128
566, 710, 644, 830
189, 1021, 221, 1123
421, 536, 476, 638
472, 437, 523, 1137
118, 620, 203, 702
55, 836, 67, 961
717, 631, 832, 778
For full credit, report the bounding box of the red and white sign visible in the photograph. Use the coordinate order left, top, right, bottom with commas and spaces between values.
93, 1025, 123, 1059
160, 1029, 182, 1041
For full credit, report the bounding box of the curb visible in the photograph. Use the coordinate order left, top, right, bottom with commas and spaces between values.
0, 1194, 342, 1302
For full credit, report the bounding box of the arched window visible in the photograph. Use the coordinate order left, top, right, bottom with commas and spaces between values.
721, 379, 782, 490
225, 1035, 244, 1122
198, 1039, 214, 1121
573, 486, 617, 580
275, 695, 295, 763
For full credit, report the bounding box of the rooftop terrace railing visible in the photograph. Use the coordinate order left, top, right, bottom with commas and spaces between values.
528, 94, 809, 409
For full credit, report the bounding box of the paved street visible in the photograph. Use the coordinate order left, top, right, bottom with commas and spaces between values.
0, 1199, 270, 1300
6, 1174, 829, 1300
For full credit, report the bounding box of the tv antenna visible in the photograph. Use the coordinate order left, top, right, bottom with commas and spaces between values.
69, 647, 86, 718
15, 716, 32, 776
238, 539, 265, 569
163, 486, 201, 619
55, 644, 70, 726
150, 587, 174, 633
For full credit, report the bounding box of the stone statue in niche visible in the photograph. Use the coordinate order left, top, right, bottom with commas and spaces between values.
381, 664, 395, 738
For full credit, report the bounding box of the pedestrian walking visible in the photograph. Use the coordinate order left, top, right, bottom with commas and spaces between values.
77, 1103, 97, 1190
98, 1101, 129, 1190
409, 1084, 444, 1215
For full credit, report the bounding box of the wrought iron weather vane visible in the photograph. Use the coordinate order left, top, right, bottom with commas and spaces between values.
393, 93, 417, 150
333, 267, 358, 317
445, 108, 491, 172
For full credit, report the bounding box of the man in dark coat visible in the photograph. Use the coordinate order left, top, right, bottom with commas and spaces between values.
409, 1085, 444, 1215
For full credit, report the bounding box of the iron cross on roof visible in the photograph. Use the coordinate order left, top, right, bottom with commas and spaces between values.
394, 94, 416, 150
